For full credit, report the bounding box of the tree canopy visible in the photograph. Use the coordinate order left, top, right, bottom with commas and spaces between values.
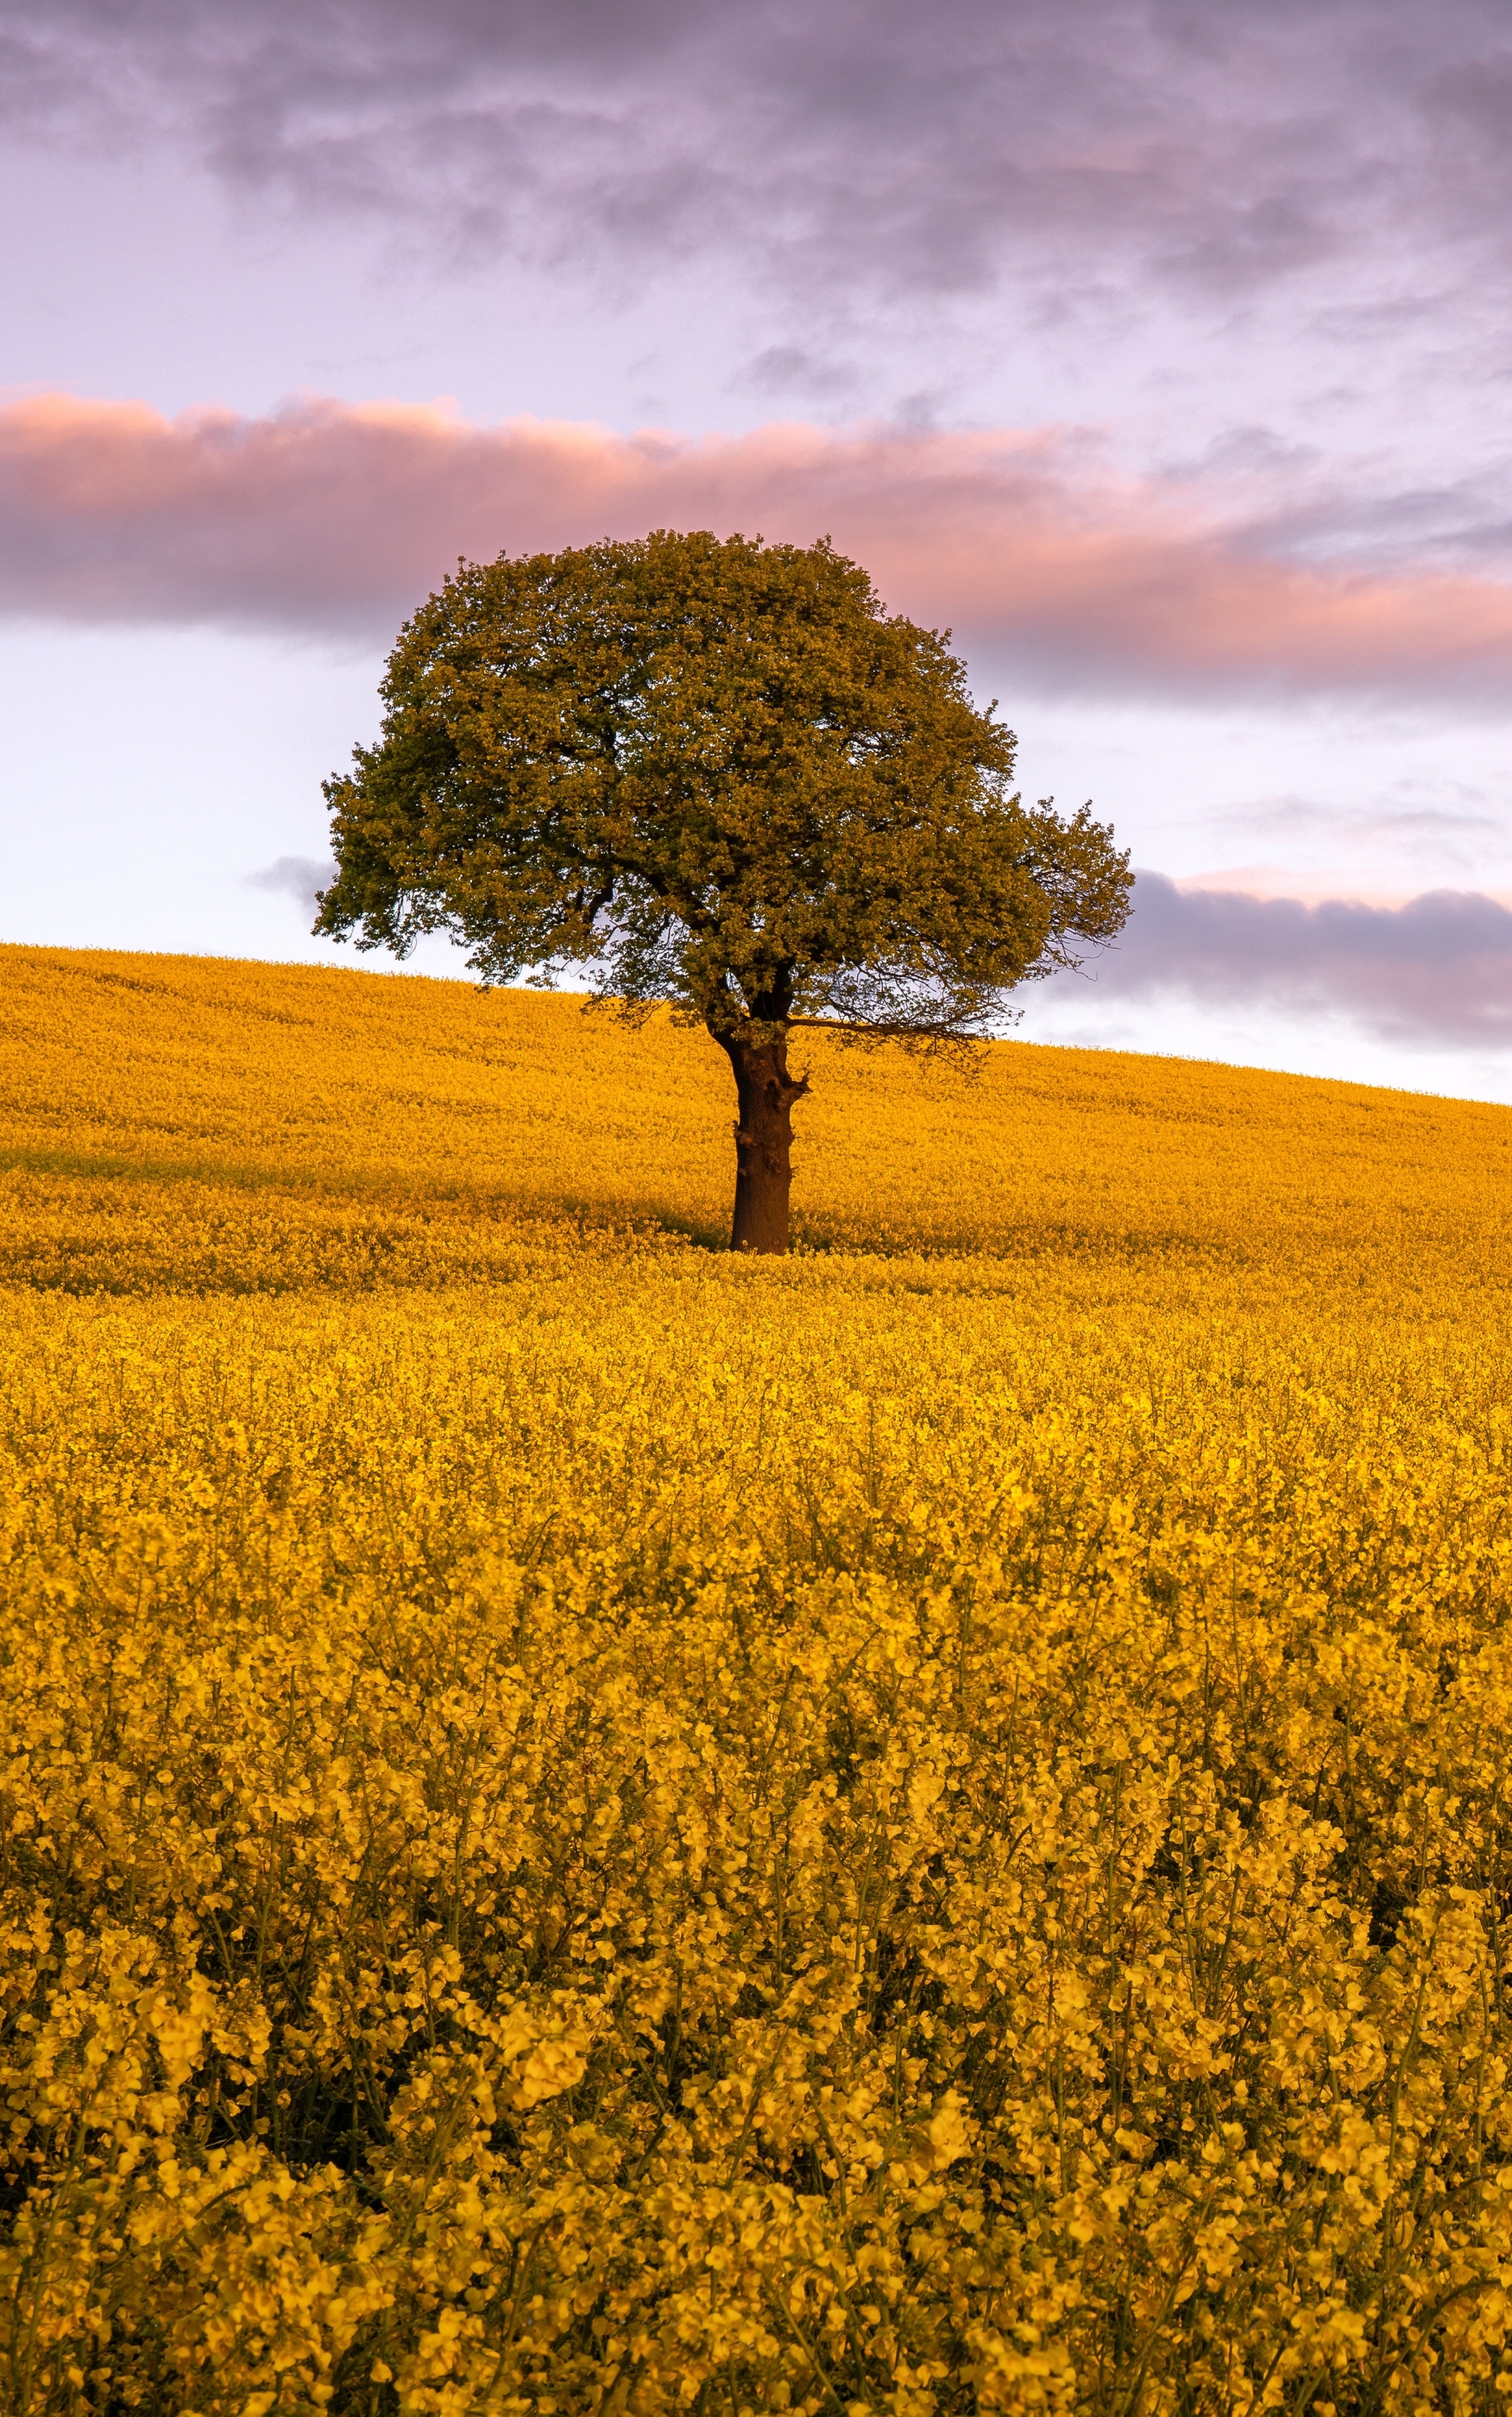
316, 528, 1131, 1249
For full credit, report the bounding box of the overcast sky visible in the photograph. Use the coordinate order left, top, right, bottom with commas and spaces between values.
4, 0, 1512, 1095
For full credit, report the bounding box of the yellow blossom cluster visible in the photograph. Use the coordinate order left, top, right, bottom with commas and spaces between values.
3, 944, 1512, 2413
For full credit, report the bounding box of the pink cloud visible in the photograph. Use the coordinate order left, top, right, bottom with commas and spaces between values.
3, 392, 1512, 708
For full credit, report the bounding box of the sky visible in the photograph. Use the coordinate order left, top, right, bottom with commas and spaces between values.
3, 0, 1512, 1095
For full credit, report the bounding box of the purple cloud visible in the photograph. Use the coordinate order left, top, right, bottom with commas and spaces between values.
243, 855, 1512, 1051
1075, 872, 1512, 1048
5, 0, 1512, 320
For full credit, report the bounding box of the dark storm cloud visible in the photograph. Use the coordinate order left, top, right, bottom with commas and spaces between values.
6, 0, 1512, 312
1078, 872, 1512, 1049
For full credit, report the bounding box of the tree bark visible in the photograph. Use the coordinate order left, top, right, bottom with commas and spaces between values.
718, 1033, 810, 1254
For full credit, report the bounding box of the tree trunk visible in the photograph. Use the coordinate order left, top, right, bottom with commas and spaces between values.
718, 1033, 810, 1254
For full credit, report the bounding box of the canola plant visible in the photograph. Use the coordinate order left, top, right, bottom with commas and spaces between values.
3, 945, 1512, 2414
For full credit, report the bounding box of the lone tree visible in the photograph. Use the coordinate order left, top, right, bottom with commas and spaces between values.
316, 529, 1131, 1253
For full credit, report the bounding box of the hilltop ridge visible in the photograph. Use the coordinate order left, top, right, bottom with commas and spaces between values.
1, 944, 1507, 1297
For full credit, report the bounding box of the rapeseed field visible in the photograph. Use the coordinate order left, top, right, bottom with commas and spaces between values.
3, 943, 1512, 2415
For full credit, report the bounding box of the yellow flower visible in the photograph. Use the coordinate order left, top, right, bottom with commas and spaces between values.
3, 943, 1512, 2411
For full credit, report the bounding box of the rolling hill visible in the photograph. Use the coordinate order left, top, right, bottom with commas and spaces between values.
2, 944, 1510, 2414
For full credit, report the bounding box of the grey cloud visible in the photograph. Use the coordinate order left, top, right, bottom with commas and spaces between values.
1209, 473, 1512, 584
1206, 792, 1505, 852
1069, 870, 1512, 1048
247, 855, 337, 905
7, 0, 1512, 321
739, 347, 861, 402
245, 855, 1512, 1051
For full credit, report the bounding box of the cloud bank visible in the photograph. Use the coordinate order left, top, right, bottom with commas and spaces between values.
238, 856, 1512, 1054
5, 394, 1512, 709
7, 0, 1512, 329
1073, 872, 1512, 1049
